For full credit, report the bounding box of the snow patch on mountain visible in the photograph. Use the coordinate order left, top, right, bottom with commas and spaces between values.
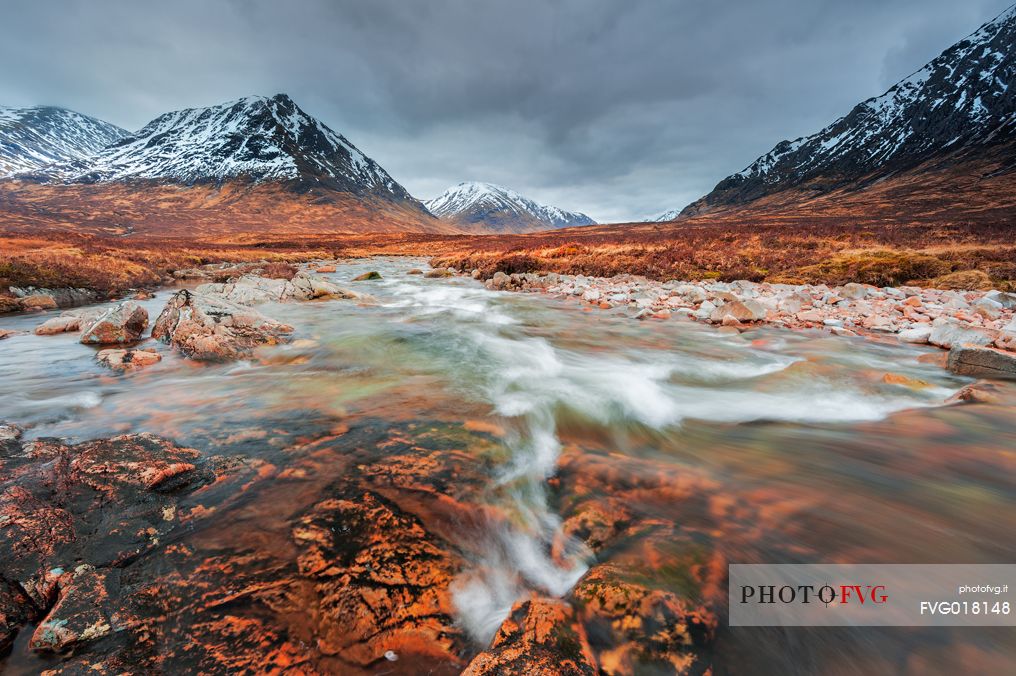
650, 208, 683, 222
0, 106, 126, 177
425, 181, 595, 231
41, 94, 415, 202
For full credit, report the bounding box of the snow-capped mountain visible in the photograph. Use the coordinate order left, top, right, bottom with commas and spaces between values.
424, 181, 595, 232
0, 106, 126, 177
42, 94, 421, 205
650, 208, 682, 222
685, 4, 1016, 215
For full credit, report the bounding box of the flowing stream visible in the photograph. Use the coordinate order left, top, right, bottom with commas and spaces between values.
2, 256, 1014, 673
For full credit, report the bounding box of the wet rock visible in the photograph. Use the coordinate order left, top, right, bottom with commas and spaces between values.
407, 268, 424, 275
0, 328, 13, 340
196, 273, 356, 305
424, 269, 454, 278
36, 309, 104, 335
0, 423, 22, 458
471, 269, 482, 279
0, 295, 20, 314
351, 271, 382, 281
80, 301, 149, 345
570, 565, 716, 675
10, 287, 99, 311
293, 489, 462, 666
315, 264, 337, 273
928, 317, 999, 349
35, 314, 86, 336
96, 348, 162, 371
152, 290, 293, 361
18, 293, 58, 311
463, 598, 597, 675
947, 382, 1004, 405
947, 345, 1016, 379
0, 433, 216, 651
30, 565, 114, 653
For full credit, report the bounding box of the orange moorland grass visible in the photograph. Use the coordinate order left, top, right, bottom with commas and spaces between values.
427, 225, 1016, 290
3, 153, 1016, 302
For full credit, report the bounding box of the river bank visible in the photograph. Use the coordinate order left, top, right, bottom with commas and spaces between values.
467, 268, 1016, 379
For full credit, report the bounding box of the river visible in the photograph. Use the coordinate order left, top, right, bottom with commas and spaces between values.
1, 257, 1013, 674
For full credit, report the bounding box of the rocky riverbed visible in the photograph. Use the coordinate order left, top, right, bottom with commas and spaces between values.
480, 270, 1016, 378
2, 258, 1015, 674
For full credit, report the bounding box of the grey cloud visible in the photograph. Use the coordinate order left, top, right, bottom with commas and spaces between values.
1, 0, 1012, 222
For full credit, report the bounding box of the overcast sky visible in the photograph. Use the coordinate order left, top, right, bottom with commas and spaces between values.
1, 0, 1012, 222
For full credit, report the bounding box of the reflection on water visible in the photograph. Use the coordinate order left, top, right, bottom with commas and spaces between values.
1, 256, 1014, 673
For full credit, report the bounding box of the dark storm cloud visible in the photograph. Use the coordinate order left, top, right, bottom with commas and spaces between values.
1, 0, 1012, 222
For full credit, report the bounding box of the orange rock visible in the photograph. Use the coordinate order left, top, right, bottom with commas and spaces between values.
882, 372, 931, 389
463, 598, 597, 675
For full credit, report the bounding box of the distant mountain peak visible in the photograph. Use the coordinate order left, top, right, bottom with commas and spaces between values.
649, 208, 682, 222
0, 105, 126, 177
684, 4, 1016, 215
425, 181, 595, 233
39, 94, 418, 203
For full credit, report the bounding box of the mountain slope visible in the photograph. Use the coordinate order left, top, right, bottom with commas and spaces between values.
2, 94, 457, 235
425, 181, 595, 233
684, 4, 1016, 215
0, 106, 126, 177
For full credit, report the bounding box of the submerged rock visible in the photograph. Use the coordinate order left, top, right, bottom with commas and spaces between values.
79, 301, 149, 345
96, 348, 162, 371
152, 290, 293, 361
351, 271, 382, 281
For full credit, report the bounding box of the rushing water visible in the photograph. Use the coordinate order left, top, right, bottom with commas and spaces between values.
2, 257, 1014, 673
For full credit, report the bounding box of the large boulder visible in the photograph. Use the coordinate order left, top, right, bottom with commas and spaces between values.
709, 299, 767, 323
840, 283, 869, 300
928, 317, 999, 349
152, 290, 293, 361
79, 302, 149, 345
946, 345, 1016, 380
35, 309, 103, 336
897, 325, 933, 344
